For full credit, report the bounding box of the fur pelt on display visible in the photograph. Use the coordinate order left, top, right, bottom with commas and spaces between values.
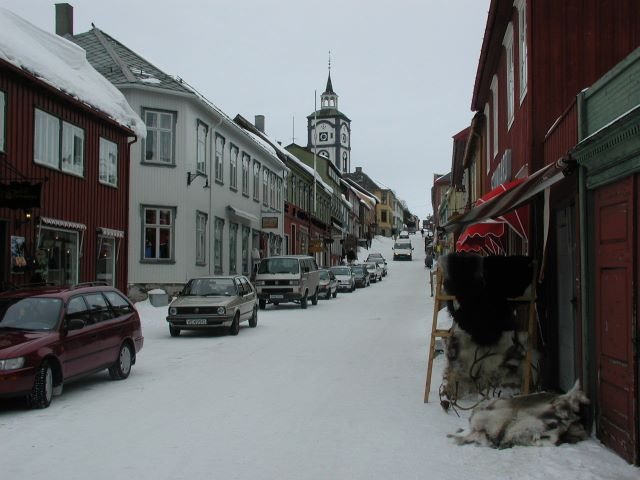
449, 381, 590, 448
441, 324, 533, 403
441, 253, 533, 346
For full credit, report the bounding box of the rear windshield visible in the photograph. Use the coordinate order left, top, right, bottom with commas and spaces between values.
331, 267, 351, 275
319, 271, 329, 280
351, 266, 365, 273
257, 258, 299, 274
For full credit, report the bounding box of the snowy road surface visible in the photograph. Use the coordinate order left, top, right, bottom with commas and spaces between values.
1, 236, 637, 479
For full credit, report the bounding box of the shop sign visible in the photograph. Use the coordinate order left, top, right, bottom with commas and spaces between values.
0, 182, 42, 209
261, 216, 278, 229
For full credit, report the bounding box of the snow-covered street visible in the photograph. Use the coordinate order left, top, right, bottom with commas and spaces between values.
1, 235, 637, 479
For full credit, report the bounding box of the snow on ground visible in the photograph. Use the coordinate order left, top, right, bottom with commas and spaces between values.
1, 234, 637, 479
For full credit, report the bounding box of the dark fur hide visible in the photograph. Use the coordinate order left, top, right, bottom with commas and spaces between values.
449, 381, 590, 448
441, 253, 533, 346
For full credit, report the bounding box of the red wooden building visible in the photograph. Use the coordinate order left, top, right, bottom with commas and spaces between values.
441, 0, 640, 464
0, 9, 144, 292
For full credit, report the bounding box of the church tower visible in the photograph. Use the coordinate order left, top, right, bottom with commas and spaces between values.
307, 60, 351, 174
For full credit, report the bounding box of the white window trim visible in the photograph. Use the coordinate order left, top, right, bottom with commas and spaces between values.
34, 108, 60, 169
484, 102, 491, 173
143, 109, 175, 165
253, 160, 261, 201
196, 211, 207, 265
196, 120, 208, 174
229, 144, 238, 190
490, 75, 499, 159
142, 206, 175, 262
99, 137, 118, 187
61, 121, 85, 177
516, 0, 528, 104
0, 90, 6, 153
503, 23, 515, 130
215, 134, 225, 183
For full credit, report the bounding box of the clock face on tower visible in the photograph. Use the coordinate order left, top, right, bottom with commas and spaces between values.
319, 132, 328, 142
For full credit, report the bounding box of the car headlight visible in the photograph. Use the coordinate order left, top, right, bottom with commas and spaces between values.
217, 307, 225, 315
289, 280, 299, 285
254, 281, 265, 286
169, 307, 177, 315
0, 357, 25, 371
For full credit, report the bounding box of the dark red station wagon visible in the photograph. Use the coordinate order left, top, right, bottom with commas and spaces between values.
0, 283, 144, 408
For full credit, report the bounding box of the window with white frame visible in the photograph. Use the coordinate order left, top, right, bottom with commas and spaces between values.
214, 134, 224, 182
241, 153, 250, 195
229, 222, 238, 274
61, 121, 85, 176
503, 23, 515, 129
516, 0, 528, 102
263, 168, 269, 206
253, 160, 260, 201
34, 109, 60, 169
144, 109, 175, 164
490, 75, 499, 159
143, 206, 175, 261
196, 120, 208, 174
485, 103, 491, 173
229, 144, 238, 190
269, 172, 276, 208
196, 211, 207, 265
0, 90, 5, 153
214, 217, 224, 274
99, 138, 118, 187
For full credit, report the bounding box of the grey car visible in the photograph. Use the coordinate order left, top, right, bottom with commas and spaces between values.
330, 266, 356, 292
166, 275, 257, 337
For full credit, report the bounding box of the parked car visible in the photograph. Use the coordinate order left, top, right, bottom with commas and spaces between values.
0, 282, 144, 409
318, 269, 338, 299
366, 253, 388, 276
351, 265, 370, 288
166, 275, 257, 337
330, 266, 356, 292
364, 262, 383, 283
393, 241, 414, 260
253, 255, 320, 309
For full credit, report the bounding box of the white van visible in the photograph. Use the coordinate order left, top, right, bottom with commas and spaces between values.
253, 255, 320, 309
393, 241, 414, 260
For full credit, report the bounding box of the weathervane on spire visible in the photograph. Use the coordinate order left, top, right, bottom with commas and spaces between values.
328, 50, 331, 73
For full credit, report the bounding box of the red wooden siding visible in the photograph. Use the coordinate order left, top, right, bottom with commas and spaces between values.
0, 61, 133, 291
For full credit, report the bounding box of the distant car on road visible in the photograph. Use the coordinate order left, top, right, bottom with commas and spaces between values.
393, 241, 414, 260
399, 230, 410, 239
351, 265, 371, 288
166, 275, 257, 336
318, 269, 338, 299
330, 266, 356, 292
0, 282, 144, 409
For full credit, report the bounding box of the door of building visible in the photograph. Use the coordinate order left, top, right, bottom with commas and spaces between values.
594, 176, 638, 464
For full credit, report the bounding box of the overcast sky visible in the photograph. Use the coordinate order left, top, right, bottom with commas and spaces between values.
1, 0, 490, 219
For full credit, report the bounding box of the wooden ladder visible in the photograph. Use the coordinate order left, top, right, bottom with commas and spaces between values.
423, 262, 538, 403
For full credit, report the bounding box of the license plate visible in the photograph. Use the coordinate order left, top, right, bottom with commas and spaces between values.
270, 294, 284, 299
186, 319, 207, 325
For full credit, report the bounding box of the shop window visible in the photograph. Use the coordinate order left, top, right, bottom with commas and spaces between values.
35, 228, 79, 286
96, 236, 116, 285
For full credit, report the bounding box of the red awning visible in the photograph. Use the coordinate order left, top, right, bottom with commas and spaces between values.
442, 157, 575, 234
456, 222, 506, 254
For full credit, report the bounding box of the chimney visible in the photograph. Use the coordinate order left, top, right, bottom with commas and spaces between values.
355, 167, 362, 173
55, 3, 74, 37
255, 115, 265, 133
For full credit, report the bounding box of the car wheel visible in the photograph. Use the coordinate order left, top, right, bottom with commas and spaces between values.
28, 361, 53, 409
301, 292, 308, 309
249, 306, 258, 328
108, 343, 133, 380
228, 312, 240, 336
332, 289, 337, 298
311, 288, 319, 306
259, 299, 266, 310
169, 326, 180, 337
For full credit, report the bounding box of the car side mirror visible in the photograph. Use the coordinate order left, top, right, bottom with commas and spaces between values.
66, 318, 85, 331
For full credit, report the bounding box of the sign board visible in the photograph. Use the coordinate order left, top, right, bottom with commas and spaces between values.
0, 182, 42, 209
309, 239, 323, 253
261, 216, 278, 229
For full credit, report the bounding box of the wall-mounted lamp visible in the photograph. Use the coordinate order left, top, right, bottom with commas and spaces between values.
187, 171, 209, 187
14, 211, 32, 228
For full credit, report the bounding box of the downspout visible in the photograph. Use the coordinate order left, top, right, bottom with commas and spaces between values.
126, 134, 137, 290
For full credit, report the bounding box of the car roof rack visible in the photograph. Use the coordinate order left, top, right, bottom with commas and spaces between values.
70, 281, 109, 290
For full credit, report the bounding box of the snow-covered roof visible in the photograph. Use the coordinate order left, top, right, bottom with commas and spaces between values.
0, 8, 146, 138
270, 139, 334, 195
